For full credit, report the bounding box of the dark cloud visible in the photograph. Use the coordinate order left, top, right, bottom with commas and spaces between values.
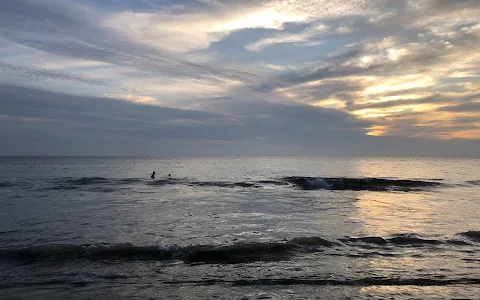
254, 62, 377, 93
427, 0, 479, 11
438, 102, 480, 112
289, 79, 363, 97
0, 61, 106, 86
258, 45, 431, 92
0, 84, 369, 150
1, 84, 478, 157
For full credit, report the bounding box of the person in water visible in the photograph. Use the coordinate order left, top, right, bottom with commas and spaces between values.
151, 171, 155, 179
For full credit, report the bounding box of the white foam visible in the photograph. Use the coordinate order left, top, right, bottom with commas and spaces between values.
306, 178, 332, 189
158, 241, 171, 252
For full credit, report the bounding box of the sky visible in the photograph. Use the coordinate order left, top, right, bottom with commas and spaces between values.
0, 0, 479, 157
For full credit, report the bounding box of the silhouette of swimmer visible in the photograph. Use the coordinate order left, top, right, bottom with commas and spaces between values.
168, 174, 171, 177
151, 171, 155, 179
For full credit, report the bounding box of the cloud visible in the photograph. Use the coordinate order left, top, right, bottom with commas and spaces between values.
103, 94, 163, 105
248, 13, 480, 138
104, 5, 306, 53
0, 0, 257, 88
0, 84, 369, 146
1, 84, 479, 156
0, 61, 106, 86
1, 0, 480, 147
246, 24, 328, 51
437, 102, 480, 113
37, 59, 108, 70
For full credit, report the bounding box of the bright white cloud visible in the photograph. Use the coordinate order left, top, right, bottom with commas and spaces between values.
38, 59, 108, 70
105, 6, 305, 53
103, 94, 163, 105
246, 24, 328, 51
105, 0, 380, 53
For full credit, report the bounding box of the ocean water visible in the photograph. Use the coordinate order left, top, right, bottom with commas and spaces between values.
0, 156, 479, 299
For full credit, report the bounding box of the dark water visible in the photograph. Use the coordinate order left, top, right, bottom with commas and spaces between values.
0, 157, 479, 299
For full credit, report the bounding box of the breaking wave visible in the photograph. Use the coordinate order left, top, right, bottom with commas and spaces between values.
46, 176, 446, 192
1, 232, 477, 264
282, 177, 442, 191
460, 231, 480, 241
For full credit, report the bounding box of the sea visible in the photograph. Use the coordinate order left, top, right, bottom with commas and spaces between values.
0, 156, 479, 299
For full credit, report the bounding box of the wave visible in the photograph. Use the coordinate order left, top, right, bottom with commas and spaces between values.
163, 278, 480, 286
4, 278, 479, 289
47, 177, 144, 190
46, 176, 446, 192
146, 179, 260, 189
0, 243, 177, 262
3, 276, 479, 289
1, 232, 477, 264
0, 181, 15, 188
66, 177, 109, 185
340, 234, 474, 247
0, 241, 302, 264
467, 180, 480, 186
144, 179, 176, 186
460, 231, 480, 241
190, 181, 260, 188
52, 177, 262, 189
282, 177, 442, 191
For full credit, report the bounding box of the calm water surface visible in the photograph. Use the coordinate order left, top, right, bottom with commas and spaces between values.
0, 157, 479, 299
